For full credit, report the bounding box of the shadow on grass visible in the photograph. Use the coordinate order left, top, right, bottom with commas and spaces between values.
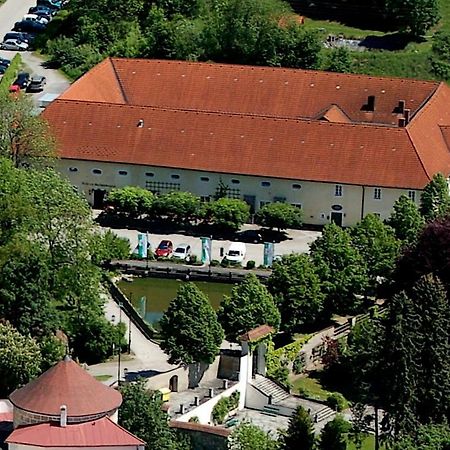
289, 0, 397, 32
360, 32, 417, 50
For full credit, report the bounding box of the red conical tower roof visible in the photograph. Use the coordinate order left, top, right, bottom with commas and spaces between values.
9, 357, 122, 417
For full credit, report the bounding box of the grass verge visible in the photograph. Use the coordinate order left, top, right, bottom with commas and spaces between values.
292, 375, 331, 402
94, 374, 112, 381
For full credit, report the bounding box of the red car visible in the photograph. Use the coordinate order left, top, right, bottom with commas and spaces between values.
155, 240, 173, 258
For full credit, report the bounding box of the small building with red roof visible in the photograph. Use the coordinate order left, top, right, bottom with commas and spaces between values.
5, 357, 144, 450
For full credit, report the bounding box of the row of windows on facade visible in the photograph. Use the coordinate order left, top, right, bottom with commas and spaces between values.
69, 167, 416, 201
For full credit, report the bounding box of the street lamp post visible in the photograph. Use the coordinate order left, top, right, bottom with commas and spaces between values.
117, 302, 123, 383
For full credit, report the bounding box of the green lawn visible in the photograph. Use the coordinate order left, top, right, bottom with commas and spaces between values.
94, 374, 112, 381
347, 434, 385, 450
301, 0, 450, 81
292, 375, 331, 401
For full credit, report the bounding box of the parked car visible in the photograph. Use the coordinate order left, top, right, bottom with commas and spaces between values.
224, 242, 246, 264
37, 0, 63, 10
22, 14, 50, 25
0, 64, 8, 74
155, 240, 173, 258
27, 75, 46, 92
12, 72, 30, 89
0, 57, 11, 67
3, 32, 34, 44
29, 5, 57, 16
14, 21, 46, 33
172, 244, 192, 260
0, 39, 28, 51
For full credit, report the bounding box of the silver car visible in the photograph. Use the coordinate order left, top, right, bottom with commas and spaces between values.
1, 39, 28, 51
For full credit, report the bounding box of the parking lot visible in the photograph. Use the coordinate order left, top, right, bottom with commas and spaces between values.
100, 223, 321, 267
0, 0, 70, 104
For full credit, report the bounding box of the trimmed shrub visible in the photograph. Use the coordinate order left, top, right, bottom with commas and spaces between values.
326, 392, 348, 412
246, 260, 256, 269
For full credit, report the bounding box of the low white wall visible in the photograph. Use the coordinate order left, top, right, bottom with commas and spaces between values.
245, 385, 294, 417
0, 399, 12, 413
177, 384, 240, 425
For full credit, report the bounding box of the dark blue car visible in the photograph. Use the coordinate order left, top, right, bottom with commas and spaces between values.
13, 21, 46, 33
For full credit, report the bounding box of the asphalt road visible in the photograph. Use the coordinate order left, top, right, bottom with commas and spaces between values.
0, 0, 70, 103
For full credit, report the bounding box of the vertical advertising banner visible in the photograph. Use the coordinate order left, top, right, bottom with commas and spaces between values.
263, 242, 275, 267
137, 296, 147, 319
138, 233, 148, 258
201, 237, 212, 264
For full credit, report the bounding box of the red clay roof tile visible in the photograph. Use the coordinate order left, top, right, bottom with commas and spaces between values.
9, 358, 122, 417
240, 325, 275, 342
44, 58, 450, 189
5, 417, 145, 447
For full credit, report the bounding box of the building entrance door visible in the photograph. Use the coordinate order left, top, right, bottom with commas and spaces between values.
243, 195, 256, 214
330, 211, 343, 226
93, 189, 106, 208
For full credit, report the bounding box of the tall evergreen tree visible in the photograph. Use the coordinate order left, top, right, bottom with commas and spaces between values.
386, 195, 424, 246
310, 223, 369, 315
419, 173, 450, 221
160, 283, 224, 365
411, 275, 450, 425
282, 406, 315, 450
218, 273, 280, 342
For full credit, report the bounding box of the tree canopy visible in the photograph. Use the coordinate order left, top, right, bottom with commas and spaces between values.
0, 322, 42, 397
119, 379, 183, 450
203, 198, 250, 233
0, 94, 56, 168
386, 195, 424, 246
160, 283, 224, 365
218, 273, 281, 342
282, 406, 315, 450
310, 223, 369, 315
228, 422, 279, 450
419, 173, 450, 222
255, 202, 303, 231
268, 254, 325, 333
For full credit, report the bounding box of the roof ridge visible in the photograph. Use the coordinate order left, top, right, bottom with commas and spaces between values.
51, 99, 411, 132
109, 57, 441, 86
406, 81, 444, 124
104, 417, 146, 444
405, 127, 431, 181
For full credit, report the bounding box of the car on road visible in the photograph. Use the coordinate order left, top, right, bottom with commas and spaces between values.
22, 14, 50, 25
172, 244, 192, 260
0, 39, 29, 51
11, 72, 30, 89
27, 75, 47, 92
29, 5, 57, 16
155, 240, 173, 258
0, 57, 11, 67
14, 21, 46, 33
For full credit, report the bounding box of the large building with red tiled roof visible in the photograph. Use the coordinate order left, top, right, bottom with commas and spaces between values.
44, 58, 450, 226
5, 357, 145, 450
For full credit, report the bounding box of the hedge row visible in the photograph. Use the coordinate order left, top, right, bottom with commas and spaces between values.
0, 54, 22, 97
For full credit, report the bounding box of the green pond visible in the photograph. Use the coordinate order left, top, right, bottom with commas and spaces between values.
117, 277, 233, 325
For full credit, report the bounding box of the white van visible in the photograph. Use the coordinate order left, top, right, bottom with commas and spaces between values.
225, 242, 246, 263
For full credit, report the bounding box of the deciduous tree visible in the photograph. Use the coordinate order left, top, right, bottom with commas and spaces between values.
119, 379, 180, 450
419, 173, 450, 221
218, 273, 280, 342
310, 223, 369, 315
204, 198, 250, 233
255, 202, 302, 231
351, 214, 400, 287
386, 195, 424, 246
0, 322, 42, 397
152, 191, 201, 224
229, 422, 280, 450
160, 283, 224, 365
0, 94, 56, 168
268, 254, 325, 333
319, 415, 350, 450
107, 186, 154, 218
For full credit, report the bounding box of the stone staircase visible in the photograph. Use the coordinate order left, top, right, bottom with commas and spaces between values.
251, 374, 290, 404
